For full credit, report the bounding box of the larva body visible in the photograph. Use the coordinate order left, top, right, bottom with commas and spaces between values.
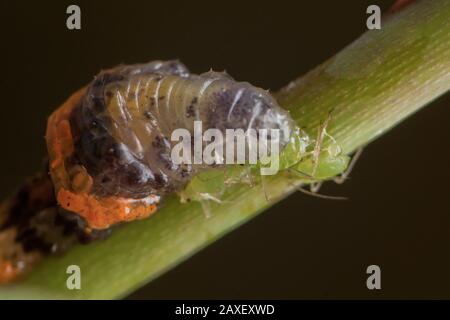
47, 61, 296, 230
0, 60, 349, 283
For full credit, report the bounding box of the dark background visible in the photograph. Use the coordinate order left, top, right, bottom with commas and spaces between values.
0, 0, 449, 298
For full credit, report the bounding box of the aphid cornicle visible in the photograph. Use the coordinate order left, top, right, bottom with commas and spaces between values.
46, 60, 296, 230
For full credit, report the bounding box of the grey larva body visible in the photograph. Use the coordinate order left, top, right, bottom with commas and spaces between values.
70, 60, 295, 199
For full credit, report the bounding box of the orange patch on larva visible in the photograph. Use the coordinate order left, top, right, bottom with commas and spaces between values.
46, 88, 160, 230
46, 88, 85, 191
387, 0, 415, 14
0, 261, 20, 284
57, 189, 158, 229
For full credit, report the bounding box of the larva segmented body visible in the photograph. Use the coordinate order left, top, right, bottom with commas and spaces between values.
48, 60, 295, 230
0, 60, 300, 282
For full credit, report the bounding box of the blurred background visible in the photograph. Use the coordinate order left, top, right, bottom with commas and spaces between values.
0, 0, 449, 298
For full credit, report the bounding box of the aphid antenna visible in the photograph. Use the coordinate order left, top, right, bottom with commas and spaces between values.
296, 185, 348, 201
260, 175, 270, 202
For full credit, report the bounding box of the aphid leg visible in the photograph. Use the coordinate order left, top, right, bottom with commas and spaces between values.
223, 165, 236, 186
245, 165, 256, 187
288, 172, 347, 200
200, 199, 212, 219
199, 193, 223, 203
260, 175, 270, 202
287, 158, 348, 200
333, 148, 364, 184
311, 112, 332, 176
198, 193, 223, 218
195, 171, 225, 183
310, 181, 323, 193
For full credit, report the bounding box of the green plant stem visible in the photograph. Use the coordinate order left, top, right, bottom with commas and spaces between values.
1, 0, 449, 299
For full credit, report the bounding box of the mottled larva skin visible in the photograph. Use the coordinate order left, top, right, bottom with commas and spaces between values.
48, 60, 296, 230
